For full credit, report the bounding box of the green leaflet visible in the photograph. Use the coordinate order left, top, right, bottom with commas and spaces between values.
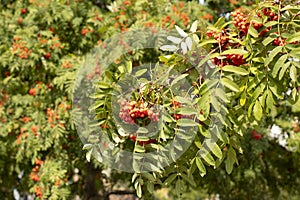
204, 139, 222, 159
290, 65, 297, 82
286, 32, 300, 43
248, 25, 259, 38
264, 20, 278, 27
225, 147, 237, 174
199, 148, 215, 166
190, 20, 198, 33
253, 100, 263, 120
262, 36, 275, 46
198, 39, 218, 47
278, 62, 290, 80
221, 77, 240, 92
272, 54, 288, 77
195, 157, 206, 177
266, 90, 275, 112
265, 46, 283, 67
171, 74, 189, 86
164, 173, 177, 186
222, 65, 249, 75
177, 118, 198, 127
221, 49, 248, 55
135, 69, 147, 77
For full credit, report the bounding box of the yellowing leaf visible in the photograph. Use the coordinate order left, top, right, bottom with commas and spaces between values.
240, 91, 246, 106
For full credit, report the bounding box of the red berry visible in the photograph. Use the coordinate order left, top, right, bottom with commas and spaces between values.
257, 12, 261, 17
145, 139, 157, 145
253, 23, 263, 30
49, 27, 55, 33
129, 134, 136, 141
273, 37, 286, 46
253, 134, 263, 140
262, 8, 269, 16
44, 52, 51, 59
251, 130, 263, 140
260, 27, 270, 36
206, 30, 214, 38
29, 88, 36, 96
272, 15, 278, 21
81, 29, 89, 36
21, 8, 27, 14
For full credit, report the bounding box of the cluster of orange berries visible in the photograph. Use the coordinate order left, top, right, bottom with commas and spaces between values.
16, 128, 28, 144
123, 0, 132, 5
93, 14, 103, 22
231, 8, 280, 38
143, 22, 158, 33
46, 102, 70, 128
113, 17, 129, 32
206, 29, 230, 50
62, 60, 73, 69
206, 29, 236, 66
171, 100, 195, 120
30, 159, 44, 182
118, 100, 159, 124
38, 34, 63, 51
12, 40, 32, 59
15, 122, 40, 144
226, 54, 245, 66
29, 88, 37, 96
172, 3, 189, 25
258, 8, 279, 37
260, 8, 278, 21
31, 126, 39, 137
231, 8, 279, 38
272, 33, 298, 46
161, 2, 189, 28
201, 13, 214, 22
81, 28, 94, 36
34, 186, 43, 198
171, 100, 182, 120
211, 54, 245, 67
38, 36, 48, 45
28, 82, 53, 96
211, 57, 223, 67
161, 15, 176, 28
231, 10, 265, 36
231, 10, 252, 35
